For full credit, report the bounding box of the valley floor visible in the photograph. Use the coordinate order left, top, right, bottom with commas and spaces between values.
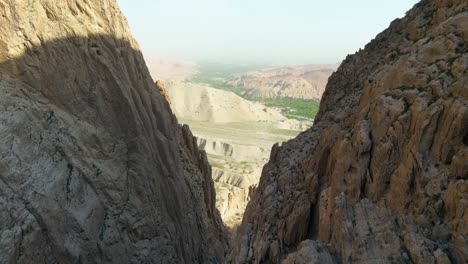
179, 118, 311, 231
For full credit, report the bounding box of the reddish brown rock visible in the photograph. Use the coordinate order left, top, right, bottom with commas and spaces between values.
225, 65, 338, 100
228, 0, 467, 263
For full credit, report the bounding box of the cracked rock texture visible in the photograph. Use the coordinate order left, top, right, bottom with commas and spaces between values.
0, 0, 227, 263
228, 0, 467, 263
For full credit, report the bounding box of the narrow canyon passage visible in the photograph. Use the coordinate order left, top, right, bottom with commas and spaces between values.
151, 59, 333, 236
159, 79, 318, 234
0, 0, 466, 263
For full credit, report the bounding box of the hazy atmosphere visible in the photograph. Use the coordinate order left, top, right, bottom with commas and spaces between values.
117, 0, 419, 64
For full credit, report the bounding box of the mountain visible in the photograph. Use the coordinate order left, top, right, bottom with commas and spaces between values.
0, 0, 227, 263
165, 80, 287, 123
146, 58, 196, 81
225, 64, 338, 100
228, 0, 468, 263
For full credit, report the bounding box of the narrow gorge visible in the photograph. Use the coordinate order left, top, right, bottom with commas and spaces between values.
0, 0, 466, 264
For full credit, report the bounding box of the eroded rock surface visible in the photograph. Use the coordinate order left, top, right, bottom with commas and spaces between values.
226, 65, 338, 100
0, 0, 227, 263
229, 0, 468, 263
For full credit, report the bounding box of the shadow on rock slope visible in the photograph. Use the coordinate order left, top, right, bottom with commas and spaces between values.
0, 6, 227, 264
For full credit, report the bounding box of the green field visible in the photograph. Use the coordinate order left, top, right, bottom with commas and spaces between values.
191, 62, 320, 120
190, 62, 267, 97
259, 98, 319, 120
191, 62, 267, 80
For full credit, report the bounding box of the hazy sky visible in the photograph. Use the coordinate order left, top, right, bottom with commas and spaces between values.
117, 0, 419, 64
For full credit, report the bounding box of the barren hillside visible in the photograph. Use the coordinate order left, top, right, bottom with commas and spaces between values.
166, 80, 288, 123
226, 64, 338, 100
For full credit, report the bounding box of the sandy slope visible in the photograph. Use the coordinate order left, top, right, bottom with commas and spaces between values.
166, 81, 287, 123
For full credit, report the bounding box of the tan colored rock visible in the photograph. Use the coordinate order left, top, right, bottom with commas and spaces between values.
155, 80, 173, 108
229, 0, 467, 263
332, 195, 451, 264
0, 0, 227, 263
226, 64, 338, 100
216, 184, 253, 229
198, 137, 268, 163
166, 80, 287, 123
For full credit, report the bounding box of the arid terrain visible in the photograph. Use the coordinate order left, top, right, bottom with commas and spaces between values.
166, 81, 287, 123
146, 57, 196, 81
225, 64, 338, 100
165, 81, 311, 230
0, 0, 466, 263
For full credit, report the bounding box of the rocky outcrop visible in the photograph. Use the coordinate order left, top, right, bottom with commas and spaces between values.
229, 0, 467, 263
226, 65, 338, 100
0, 0, 227, 263
281, 240, 338, 264
155, 80, 173, 108
198, 137, 268, 162
216, 185, 253, 226
212, 168, 257, 189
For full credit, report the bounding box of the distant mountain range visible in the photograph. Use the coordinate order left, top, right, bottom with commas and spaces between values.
145, 57, 196, 81
225, 64, 339, 100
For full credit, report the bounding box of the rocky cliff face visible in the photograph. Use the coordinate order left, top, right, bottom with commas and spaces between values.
229, 0, 467, 263
0, 0, 227, 263
155, 80, 173, 108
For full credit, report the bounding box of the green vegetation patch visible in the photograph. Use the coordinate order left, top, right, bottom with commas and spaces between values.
192, 62, 267, 80
259, 98, 320, 120
191, 62, 267, 96
191, 62, 321, 120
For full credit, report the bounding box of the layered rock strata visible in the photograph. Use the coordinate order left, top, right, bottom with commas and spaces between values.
226, 65, 337, 100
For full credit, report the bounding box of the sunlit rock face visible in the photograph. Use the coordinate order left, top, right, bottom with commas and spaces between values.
0, 0, 227, 263
228, 0, 468, 263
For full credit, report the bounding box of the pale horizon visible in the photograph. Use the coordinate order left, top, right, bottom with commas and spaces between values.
117, 0, 420, 65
